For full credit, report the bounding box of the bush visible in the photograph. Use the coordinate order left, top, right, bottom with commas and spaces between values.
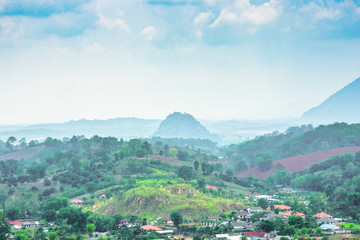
44, 177, 51, 186
43, 187, 56, 196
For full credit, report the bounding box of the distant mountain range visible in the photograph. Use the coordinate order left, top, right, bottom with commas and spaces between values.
302, 77, 360, 124
153, 112, 216, 140
0, 118, 161, 141
6, 75, 360, 143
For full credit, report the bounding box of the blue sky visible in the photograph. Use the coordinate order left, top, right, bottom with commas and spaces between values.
0, 0, 359, 124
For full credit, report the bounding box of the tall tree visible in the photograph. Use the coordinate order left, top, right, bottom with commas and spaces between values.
0, 211, 10, 240
170, 210, 183, 228
194, 160, 199, 171
0, 191, 7, 216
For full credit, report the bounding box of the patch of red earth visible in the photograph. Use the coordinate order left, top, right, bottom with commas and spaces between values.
235, 146, 360, 179
0, 146, 45, 161
148, 155, 187, 167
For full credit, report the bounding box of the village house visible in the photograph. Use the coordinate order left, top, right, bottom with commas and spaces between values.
215, 233, 241, 240
279, 188, 297, 193
316, 217, 339, 225
313, 212, 333, 219
235, 211, 250, 219
266, 205, 291, 212
253, 195, 272, 202
207, 216, 222, 221
206, 185, 218, 190
163, 217, 173, 224
205, 216, 222, 227
320, 224, 340, 231
9, 221, 21, 230
118, 219, 134, 228
156, 230, 173, 235
281, 211, 305, 219
232, 221, 255, 231
260, 212, 281, 221
70, 199, 85, 206
140, 225, 163, 231
23, 221, 40, 228
99, 194, 106, 199
247, 207, 263, 213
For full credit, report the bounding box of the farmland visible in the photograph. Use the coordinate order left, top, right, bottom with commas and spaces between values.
235, 146, 360, 179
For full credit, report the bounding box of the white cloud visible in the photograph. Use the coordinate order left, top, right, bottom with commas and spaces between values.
0, 17, 15, 34
315, 8, 340, 20
56, 47, 73, 57
210, 9, 237, 27
84, 42, 105, 52
203, 0, 217, 6
301, 3, 340, 20
299, 1, 360, 21
98, 12, 130, 32
194, 11, 214, 26
238, 0, 281, 25
0, 0, 8, 12
195, 29, 203, 39
210, 0, 281, 27
142, 26, 157, 40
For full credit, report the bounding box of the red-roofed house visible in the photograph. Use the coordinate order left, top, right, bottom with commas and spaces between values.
163, 217, 173, 224
10, 221, 21, 225
266, 205, 291, 212
141, 225, 163, 231
70, 199, 85, 206
206, 185, 218, 190
313, 212, 333, 219
244, 232, 266, 237
10, 221, 21, 230
281, 211, 305, 219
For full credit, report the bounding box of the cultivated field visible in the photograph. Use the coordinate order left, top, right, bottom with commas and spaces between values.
235, 146, 360, 179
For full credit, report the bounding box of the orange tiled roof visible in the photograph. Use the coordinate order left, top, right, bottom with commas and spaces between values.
313, 212, 333, 218
141, 225, 163, 231
206, 185, 218, 190
281, 211, 305, 218
267, 205, 291, 210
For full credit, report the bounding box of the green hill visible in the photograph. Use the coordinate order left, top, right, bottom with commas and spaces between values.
153, 112, 215, 140
96, 183, 244, 220
226, 122, 360, 171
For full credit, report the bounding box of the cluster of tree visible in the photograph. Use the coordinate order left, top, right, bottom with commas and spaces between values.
264, 151, 360, 218
147, 137, 217, 149
257, 215, 322, 238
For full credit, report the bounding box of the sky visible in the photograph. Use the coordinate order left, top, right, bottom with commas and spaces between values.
0, 0, 360, 124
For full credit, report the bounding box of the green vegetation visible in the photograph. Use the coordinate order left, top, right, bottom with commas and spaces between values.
1, 121, 360, 239
96, 183, 244, 220
226, 122, 360, 170
153, 112, 216, 140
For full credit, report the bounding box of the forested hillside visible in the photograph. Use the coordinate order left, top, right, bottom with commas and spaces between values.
226, 123, 360, 172
265, 151, 360, 219
0, 135, 245, 222
153, 112, 215, 140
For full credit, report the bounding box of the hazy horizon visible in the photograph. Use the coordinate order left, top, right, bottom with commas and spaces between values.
1, 0, 360, 125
